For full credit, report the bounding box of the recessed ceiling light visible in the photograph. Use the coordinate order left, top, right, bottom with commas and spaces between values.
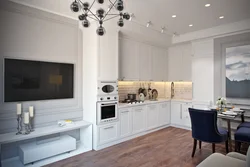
172, 15, 177, 18
219, 16, 224, 19
189, 24, 193, 27
205, 4, 211, 7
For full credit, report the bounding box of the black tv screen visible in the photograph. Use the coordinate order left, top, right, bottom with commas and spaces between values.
4, 59, 74, 102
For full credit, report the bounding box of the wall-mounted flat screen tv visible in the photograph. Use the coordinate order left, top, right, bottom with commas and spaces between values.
4, 59, 74, 102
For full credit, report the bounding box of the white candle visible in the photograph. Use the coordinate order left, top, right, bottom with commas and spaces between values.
24, 112, 30, 124
17, 103, 22, 115
29, 106, 34, 117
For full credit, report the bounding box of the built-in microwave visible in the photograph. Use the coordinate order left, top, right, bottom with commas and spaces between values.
97, 101, 118, 125
97, 81, 118, 96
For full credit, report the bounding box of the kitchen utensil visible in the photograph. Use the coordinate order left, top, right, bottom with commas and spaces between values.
127, 94, 136, 101
139, 93, 145, 102
138, 83, 143, 95
152, 89, 158, 100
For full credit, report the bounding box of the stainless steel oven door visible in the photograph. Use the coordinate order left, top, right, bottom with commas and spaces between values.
97, 101, 118, 125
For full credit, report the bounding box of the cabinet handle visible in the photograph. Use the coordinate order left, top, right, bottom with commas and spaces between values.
180, 104, 183, 119
121, 111, 129, 113
104, 126, 114, 130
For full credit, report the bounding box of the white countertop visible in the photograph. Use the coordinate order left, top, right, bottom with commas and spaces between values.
118, 99, 171, 108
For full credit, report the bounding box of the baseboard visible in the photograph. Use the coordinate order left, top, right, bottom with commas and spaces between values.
170, 124, 191, 131
94, 124, 170, 150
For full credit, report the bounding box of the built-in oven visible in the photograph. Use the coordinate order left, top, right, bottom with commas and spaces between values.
97, 101, 118, 125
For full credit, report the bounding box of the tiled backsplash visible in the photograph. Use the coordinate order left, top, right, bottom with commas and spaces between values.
118, 81, 192, 101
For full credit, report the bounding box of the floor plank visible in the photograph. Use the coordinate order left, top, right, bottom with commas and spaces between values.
44, 127, 247, 167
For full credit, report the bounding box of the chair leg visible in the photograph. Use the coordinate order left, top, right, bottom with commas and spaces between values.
199, 141, 202, 149
235, 141, 238, 152
225, 140, 229, 153
238, 142, 241, 153
212, 143, 215, 153
192, 139, 197, 157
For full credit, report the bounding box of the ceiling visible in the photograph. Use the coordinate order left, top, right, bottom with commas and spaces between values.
124, 0, 250, 35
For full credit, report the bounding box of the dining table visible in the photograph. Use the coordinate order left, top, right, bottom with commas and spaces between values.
217, 110, 245, 152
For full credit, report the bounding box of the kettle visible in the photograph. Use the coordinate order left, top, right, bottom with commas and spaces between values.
139, 93, 145, 102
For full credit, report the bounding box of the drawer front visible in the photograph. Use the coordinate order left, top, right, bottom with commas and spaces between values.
98, 123, 118, 145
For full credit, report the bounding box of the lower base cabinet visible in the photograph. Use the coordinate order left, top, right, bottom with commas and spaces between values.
98, 123, 119, 145
171, 101, 192, 128
120, 108, 132, 138
132, 106, 146, 134
146, 104, 159, 130
158, 102, 171, 126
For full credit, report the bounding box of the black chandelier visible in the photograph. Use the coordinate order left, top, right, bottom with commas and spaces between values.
70, 0, 130, 36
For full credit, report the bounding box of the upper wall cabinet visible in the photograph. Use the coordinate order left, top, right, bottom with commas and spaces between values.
119, 38, 139, 80
119, 38, 168, 81
152, 47, 168, 81
168, 43, 192, 81
98, 30, 119, 81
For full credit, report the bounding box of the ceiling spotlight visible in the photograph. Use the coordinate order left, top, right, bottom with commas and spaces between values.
129, 13, 134, 21
161, 27, 166, 33
219, 16, 224, 19
146, 21, 151, 28
172, 15, 177, 18
189, 24, 193, 27
70, 1, 80, 12
205, 4, 211, 7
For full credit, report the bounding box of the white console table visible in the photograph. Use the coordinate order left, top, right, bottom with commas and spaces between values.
0, 120, 92, 167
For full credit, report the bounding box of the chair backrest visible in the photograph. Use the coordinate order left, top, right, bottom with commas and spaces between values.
189, 108, 224, 143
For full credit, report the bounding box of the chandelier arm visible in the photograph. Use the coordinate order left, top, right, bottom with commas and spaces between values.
106, 14, 120, 16
87, 9, 100, 21
88, 16, 99, 21
108, 0, 115, 6
103, 15, 119, 22
88, 0, 96, 12
102, 0, 118, 21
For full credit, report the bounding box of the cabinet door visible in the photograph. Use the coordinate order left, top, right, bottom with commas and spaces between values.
132, 106, 146, 134
146, 104, 159, 130
170, 102, 182, 125
119, 38, 139, 80
168, 47, 183, 81
120, 108, 132, 138
138, 43, 152, 81
181, 103, 192, 128
152, 47, 168, 81
158, 102, 170, 126
98, 123, 118, 145
98, 31, 118, 81
181, 44, 192, 81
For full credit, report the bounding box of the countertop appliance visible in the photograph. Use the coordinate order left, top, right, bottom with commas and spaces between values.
97, 81, 118, 96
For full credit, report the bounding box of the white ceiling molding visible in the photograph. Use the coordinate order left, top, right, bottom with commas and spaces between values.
172, 19, 250, 44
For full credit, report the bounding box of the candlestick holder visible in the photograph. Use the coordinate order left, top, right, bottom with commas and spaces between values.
24, 123, 30, 135
16, 115, 22, 135
29, 117, 34, 132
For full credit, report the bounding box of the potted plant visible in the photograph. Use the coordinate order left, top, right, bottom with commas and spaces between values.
216, 97, 227, 112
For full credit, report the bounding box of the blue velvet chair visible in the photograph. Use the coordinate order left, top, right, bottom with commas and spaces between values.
238, 122, 250, 129
189, 108, 229, 157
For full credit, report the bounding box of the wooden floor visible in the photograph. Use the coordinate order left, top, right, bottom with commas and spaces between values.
44, 127, 246, 167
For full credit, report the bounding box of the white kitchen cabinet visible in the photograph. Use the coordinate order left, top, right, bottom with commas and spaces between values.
138, 43, 152, 81
119, 38, 139, 80
120, 108, 132, 138
168, 43, 192, 81
98, 30, 119, 81
158, 102, 171, 126
98, 123, 119, 145
146, 104, 159, 130
132, 106, 146, 134
181, 103, 192, 128
170, 102, 182, 125
152, 47, 168, 81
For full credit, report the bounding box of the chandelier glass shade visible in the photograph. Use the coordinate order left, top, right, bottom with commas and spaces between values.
70, 0, 130, 36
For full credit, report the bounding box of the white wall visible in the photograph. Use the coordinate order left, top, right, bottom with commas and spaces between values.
0, 1, 83, 133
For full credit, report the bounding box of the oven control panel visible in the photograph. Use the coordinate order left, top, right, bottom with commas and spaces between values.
98, 95, 118, 102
